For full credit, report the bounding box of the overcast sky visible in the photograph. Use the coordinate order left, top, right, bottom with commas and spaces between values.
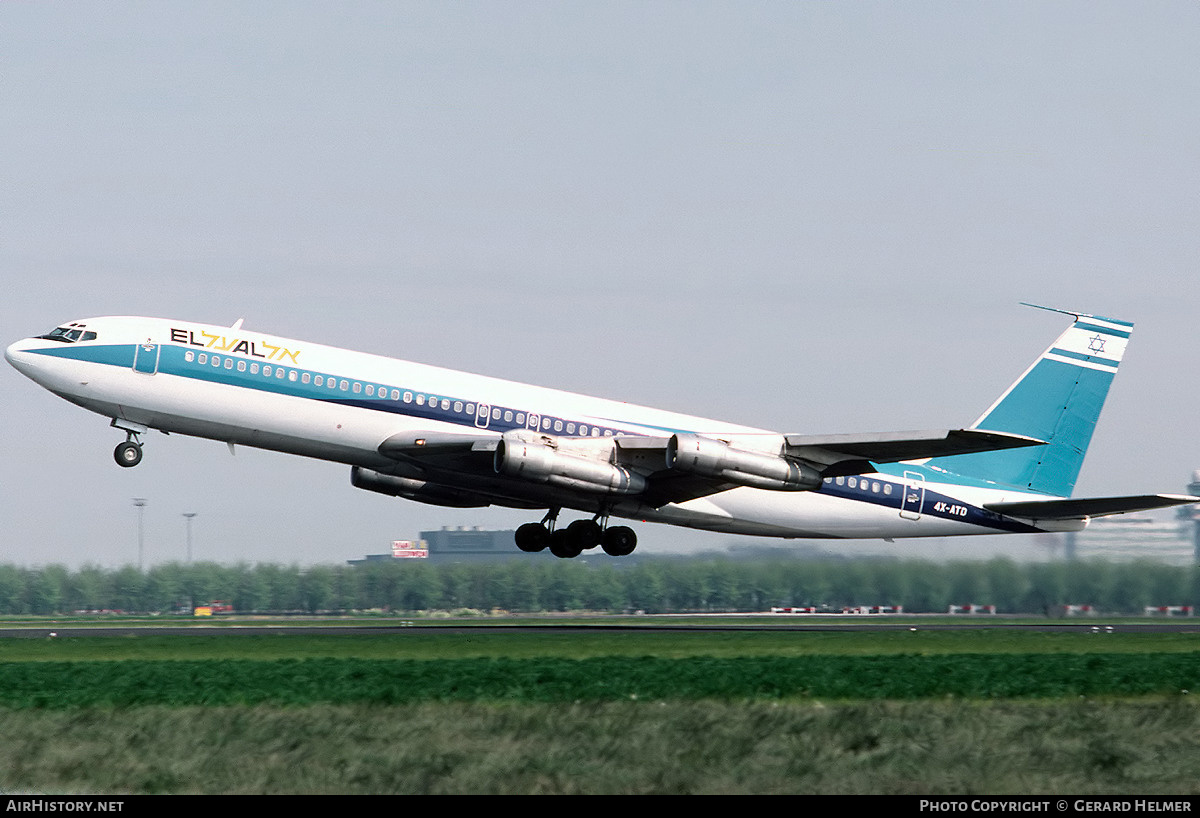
3, 2, 1198, 568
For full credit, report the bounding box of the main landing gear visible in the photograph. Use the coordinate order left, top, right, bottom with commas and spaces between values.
514, 508, 638, 559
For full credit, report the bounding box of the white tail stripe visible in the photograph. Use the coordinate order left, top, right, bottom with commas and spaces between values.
1044, 352, 1120, 372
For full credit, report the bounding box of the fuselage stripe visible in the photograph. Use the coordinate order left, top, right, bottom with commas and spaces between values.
24, 340, 1051, 536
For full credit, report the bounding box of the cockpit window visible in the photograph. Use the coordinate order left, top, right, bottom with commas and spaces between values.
38, 327, 76, 343
36, 326, 98, 343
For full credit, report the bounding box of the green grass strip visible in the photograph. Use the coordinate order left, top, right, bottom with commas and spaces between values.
1, 653, 1198, 707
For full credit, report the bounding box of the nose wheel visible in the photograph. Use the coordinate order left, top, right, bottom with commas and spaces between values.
114, 437, 143, 468
110, 420, 148, 468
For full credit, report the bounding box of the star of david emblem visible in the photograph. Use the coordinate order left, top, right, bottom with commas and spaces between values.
1087, 334, 1106, 354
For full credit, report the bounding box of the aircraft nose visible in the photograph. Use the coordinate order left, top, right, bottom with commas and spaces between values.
5, 338, 36, 374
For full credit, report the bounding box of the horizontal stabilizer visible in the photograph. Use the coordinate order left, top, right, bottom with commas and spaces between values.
783, 428, 1045, 476
985, 494, 1200, 520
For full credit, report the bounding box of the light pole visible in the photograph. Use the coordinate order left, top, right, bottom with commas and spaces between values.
182, 512, 197, 563
132, 498, 147, 570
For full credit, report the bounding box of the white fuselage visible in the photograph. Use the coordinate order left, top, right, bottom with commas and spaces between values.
6, 316, 1055, 541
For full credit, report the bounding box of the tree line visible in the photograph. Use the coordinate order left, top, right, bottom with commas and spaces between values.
0, 557, 1195, 616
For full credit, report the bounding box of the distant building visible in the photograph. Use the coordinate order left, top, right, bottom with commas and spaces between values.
347, 526, 666, 565
1062, 515, 1195, 564
350, 527, 549, 565
1056, 471, 1200, 564
420, 526, 523, 563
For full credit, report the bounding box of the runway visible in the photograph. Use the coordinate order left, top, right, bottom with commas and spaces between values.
1, 617, 1198, 638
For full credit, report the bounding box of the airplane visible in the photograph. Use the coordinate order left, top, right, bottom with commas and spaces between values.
6, 305, 1196, 558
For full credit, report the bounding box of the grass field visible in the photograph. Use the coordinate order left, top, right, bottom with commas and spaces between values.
0, 620, 1197, 794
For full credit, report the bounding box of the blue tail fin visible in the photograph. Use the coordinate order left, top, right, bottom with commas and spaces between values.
928, 306, 1133, 497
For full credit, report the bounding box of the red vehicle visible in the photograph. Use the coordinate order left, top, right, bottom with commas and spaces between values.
195, 600, 234, 616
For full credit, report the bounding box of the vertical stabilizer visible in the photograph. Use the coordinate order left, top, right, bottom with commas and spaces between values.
928, 308, 1132, 497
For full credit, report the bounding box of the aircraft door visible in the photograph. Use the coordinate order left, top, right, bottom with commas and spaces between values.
900, 471, 925, 520
474, 403, 490, 429
132, 338, 160, 375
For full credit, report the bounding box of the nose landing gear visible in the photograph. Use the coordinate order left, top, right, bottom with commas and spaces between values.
114, 435, 143, 468
110, 419, 148, 468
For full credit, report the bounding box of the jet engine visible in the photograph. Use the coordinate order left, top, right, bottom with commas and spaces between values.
494, 435, 646, 495
666, 433, 823, 491
350, 466, 494, 508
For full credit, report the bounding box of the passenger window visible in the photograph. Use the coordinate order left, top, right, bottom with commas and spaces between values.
391, 390, 400, 400
212, 357, 221, 367
315, 375, 324, 386
416, 395, 425, 405
441, 399, 450, 410
404, 392, 413, 403
198, 354, 207, 364
289, 371, 297, 381
225, 359, 233, 369
504, 410, 513, 422
250, 363, 259, 374
554, 420, 563, 432
263, 365, 271, 376
302, 373, 311, 384
454, 401, 463, 413
492, 408, 501, 419
237, 361, 246, 372
185, 351, 195, 362
340, 380, 348, 391
277, 368, 285, 379
365, 385, 374, 396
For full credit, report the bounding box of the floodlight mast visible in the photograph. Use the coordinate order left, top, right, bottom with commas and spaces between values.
132, 498, 147, 570
182, 512, 197, 564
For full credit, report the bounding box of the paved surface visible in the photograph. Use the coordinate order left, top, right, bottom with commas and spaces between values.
0, 618, 1197, 638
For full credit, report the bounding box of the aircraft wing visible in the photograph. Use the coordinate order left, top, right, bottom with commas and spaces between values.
373, 427, 1053, 510
984, 494, 1200, 520
618, 428, 1048, 505
782, 428, 1046, 477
